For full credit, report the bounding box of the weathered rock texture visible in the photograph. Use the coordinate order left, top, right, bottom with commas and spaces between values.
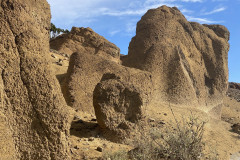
0, 0, 72, 159
93, 72, 152, 140
227, 82, 240, 102
229, 82, 240, 90
64, 52, 152, 114
50, 27, 120, 63
122, 6, 230, 118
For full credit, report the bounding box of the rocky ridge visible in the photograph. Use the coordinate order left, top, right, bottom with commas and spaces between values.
50, 27, 121, 63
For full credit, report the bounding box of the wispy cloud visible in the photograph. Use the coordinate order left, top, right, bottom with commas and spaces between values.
109, 30, 121, 36
181, 8, 194, 14
47, 0, 225, 37
186, 16, 223, 24
202, 7, 226, 15
181, 0, 202, 2
145, 0, 203, 4
100, 3, 174, 16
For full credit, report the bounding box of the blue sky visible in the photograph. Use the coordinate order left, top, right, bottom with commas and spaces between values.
47, 0, 240, 82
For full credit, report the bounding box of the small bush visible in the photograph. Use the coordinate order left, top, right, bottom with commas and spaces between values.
103, 106, 208, 160
102, 150, 128, 160
159, 110, 206, 160
128, 110, 206, 160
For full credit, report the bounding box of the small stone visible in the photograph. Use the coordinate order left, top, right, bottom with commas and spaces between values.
88, 137, 94, 141
164, 113, 167, 116
231, 123, 240, 134
74, 145, 79, 149
74, 115, 81, 120
59, 58, 63, 62
103, 143, 107, 148
159, 121, 165, 125
56, 62, 63, 66
149, 118, 155, 122
51, 54, 56, 58
64, 53, 70, 58
97, 146, 103, 152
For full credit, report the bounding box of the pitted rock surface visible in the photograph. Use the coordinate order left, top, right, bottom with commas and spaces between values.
122, 6, 230, 118
0, 0, 72, 159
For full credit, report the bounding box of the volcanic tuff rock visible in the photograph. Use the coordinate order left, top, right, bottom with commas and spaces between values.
229, 82, 240, 90
0, 0, 72, 159
227, 82, 240, 102
64, 52, 153, 114
122, 5, 230, 118
93, 73, 151, 141
50, 27, 121, 63
93, 72, 152, 141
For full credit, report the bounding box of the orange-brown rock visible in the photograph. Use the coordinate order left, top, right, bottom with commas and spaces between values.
64, 52, 152, 114
229, 82, 240, 90
227, 82, 240, 102
122, 6, 230, 118
50, 27, 120, 63
93, 72, 152, 141
0, 0, 72, 159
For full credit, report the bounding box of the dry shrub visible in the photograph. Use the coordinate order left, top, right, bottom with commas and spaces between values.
102, 150, 128, 160
103, 105, 209, 160
159, 109, 206, 160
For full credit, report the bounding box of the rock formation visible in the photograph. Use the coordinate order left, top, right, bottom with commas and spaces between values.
229, 82, 240, 90
0, 0, 72, 159
50, 27, 120, 63
65, 52, 152, 115
227, 82, 240, 102
122, 6, 230, 118
93, 71, 152, 140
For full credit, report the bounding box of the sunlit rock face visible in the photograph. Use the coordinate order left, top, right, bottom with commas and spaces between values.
122, 6, 230, 118
0, 0, 72, 159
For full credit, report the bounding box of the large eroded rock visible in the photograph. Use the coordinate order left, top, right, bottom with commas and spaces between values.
50, 27, 120, 63
122, 6, 230, 118
93, 72, 152, 141
64, 52, 152, 114
0, 0, 72, 159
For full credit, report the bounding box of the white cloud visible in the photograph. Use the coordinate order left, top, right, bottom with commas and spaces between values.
181, 8, 194, 14
211, 0, 228, 1
202, 7, 226, 15
181, 0, 202, 2
109, 30, 121, 36
47, 0, 129, 26
186, 16, 223, 24
145, 0, 202, 4
100, 3, 174, 16
47, 0, 224, 37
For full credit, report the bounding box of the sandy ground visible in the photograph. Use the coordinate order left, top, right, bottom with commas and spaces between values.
50, 51, 240, 160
